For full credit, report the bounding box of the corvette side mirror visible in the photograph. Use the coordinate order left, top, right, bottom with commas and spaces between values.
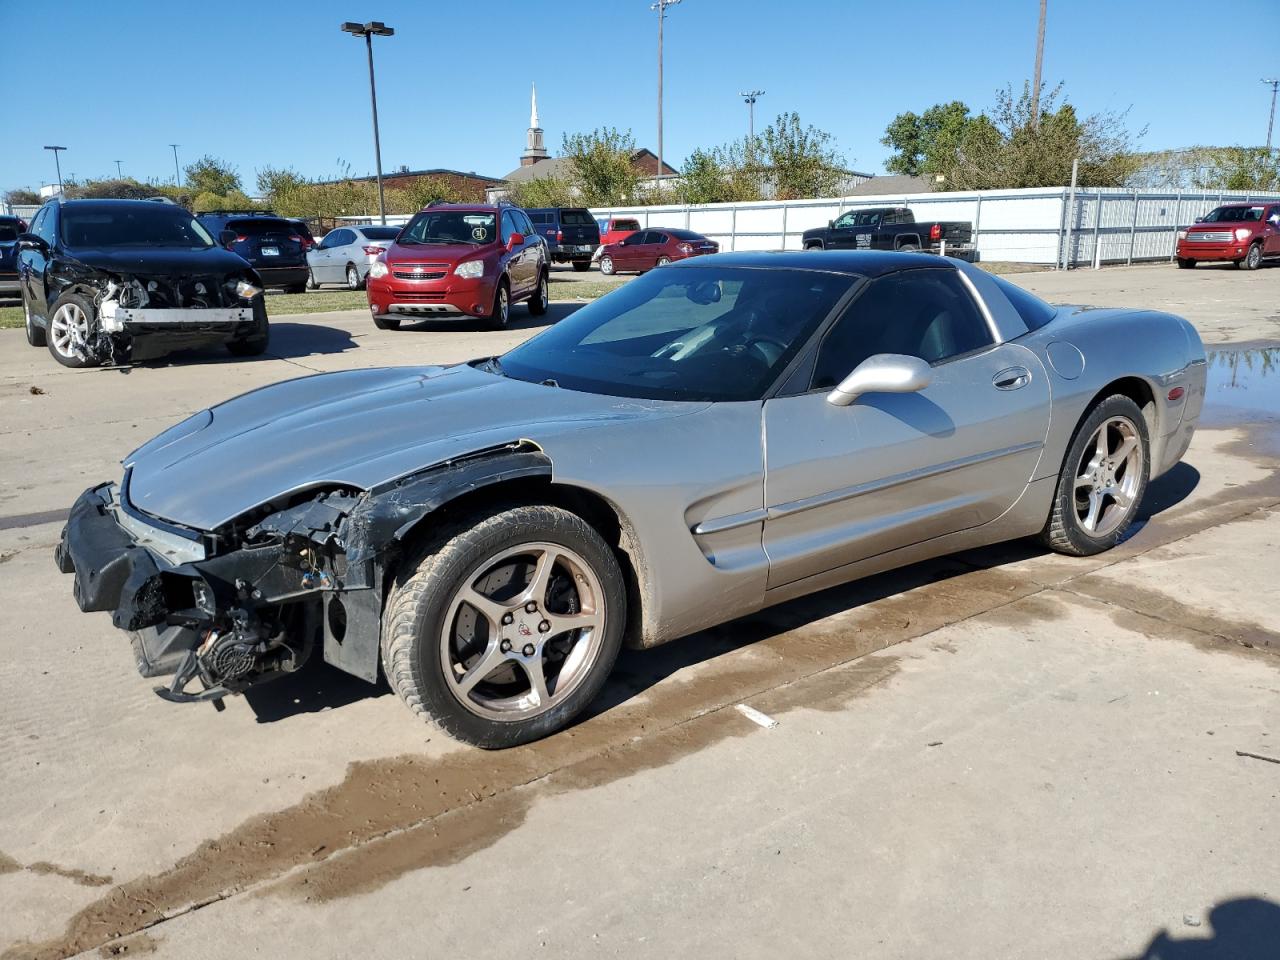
827, 354, 932, 407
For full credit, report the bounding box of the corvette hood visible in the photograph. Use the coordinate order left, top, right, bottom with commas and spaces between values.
125, 364, 696, 530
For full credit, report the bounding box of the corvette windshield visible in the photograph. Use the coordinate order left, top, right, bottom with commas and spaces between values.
499, 266, 855, 402
400, 211, 495, 245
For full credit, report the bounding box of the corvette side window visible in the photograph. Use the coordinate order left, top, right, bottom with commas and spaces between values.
812, 269, 993, 389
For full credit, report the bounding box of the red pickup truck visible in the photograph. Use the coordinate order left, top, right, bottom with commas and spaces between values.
1177, 202, 1280, 270
599, 217, 641, 247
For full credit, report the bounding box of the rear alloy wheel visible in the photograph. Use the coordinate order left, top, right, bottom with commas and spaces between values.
571, 260, 591, 272
599, 255, 615, 276
656, 256, 671, 267
527, 271, 549, 316
346, 264, 364, 290
899, 243, 920, 252
1041, 395, 1149, 556
381, 504, 625, 747
1176, 257, 1195, 269
1241, 243, 1262, 271
47, 293, 98, 368
24, 295, 46, 347
488, 279, 510, 330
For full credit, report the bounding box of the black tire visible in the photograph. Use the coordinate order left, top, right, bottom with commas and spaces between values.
286, 283, 307, 294
24, 295, 46, 347
227, 296, 270, 356
1040, 394, 1150, 557
599, 255, 615, 276
374, 315, 402, 330
45, 291, 99, 368
527, 271, 549, 316
346, 264, 364, 290
381, 504, 626, 748
805, 242, 824, 251
898, 243, 920, 252
1241, 243, 1262, 271
1176, 257, 1195, 269
306, 269, 320, 290
487, 278, 511, 330
656, 256, 671, 267
571, 260, 592, 272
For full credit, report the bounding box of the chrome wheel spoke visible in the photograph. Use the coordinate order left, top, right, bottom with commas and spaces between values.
1113, 435, 1138, 465
521, 546, 562, 608
546, 608, 602, 638
460, 585, 512, 631
522, 657, 552, 707
455, 640, 510, 697
1083, 489, 1103, 531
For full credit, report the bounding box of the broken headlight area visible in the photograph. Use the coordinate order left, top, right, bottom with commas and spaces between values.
72, 274, 261, 364
56, 442, 552, 710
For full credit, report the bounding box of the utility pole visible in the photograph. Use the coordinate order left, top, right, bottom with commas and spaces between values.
1031, 0, 1047, 125
169, 144, 181, 186
43, 146, 67, 194
651, 0, 682, 185
739, 90, 765, 141
114, 159, 123, 178
1263, 78, 1279, 151
342, 20, 395, 224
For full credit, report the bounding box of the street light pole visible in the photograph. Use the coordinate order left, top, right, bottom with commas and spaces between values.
739, 90, 765, 141
342, 20, 395, 225
170, 144, 181, 186
650, 0, 681, 185
43, 146, 67, 194
1263, 78, 1279, 151
114, 160, 123, 178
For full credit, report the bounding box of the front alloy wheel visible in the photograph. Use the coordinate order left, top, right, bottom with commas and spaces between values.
47, 295, 97, 368
382, 505, 625, 747
599, 255, 615, 276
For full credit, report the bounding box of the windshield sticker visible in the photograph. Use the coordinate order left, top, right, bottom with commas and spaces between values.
472, 226, 487, 241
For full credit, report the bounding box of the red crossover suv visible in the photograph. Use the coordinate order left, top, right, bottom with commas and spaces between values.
1176, 202, 1280, 270
366, 203, 549, 329
597, 228, 719, 275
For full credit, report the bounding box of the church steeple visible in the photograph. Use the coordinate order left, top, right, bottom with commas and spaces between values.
521, 82, 549, 167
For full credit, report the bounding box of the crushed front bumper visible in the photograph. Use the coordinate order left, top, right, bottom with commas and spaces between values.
99, 304, 254, 333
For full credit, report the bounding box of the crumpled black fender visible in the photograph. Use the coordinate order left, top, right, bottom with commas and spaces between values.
247, 443, 553, 682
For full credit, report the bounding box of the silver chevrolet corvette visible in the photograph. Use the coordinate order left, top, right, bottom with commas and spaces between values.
56, 251, 1206, 747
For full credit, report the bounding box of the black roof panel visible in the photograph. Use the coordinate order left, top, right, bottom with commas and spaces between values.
667, 249, 954, 277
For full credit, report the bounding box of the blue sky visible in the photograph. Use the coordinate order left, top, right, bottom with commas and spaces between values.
3, 0, 1278, 194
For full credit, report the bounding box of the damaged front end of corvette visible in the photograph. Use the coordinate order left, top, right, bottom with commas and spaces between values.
54, 443, 551, 709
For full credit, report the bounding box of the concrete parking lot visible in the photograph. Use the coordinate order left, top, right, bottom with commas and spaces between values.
0, 263, 1276, 959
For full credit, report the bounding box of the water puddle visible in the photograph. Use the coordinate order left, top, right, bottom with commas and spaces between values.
1202, 346, 1280, 425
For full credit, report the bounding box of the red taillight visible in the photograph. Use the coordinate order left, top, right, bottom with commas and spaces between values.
556, 230, 563, 242
929, 223, 943, 241
362, 245, 383, 255
677, 242, 692, 253
288, 234, 302, 243
235, 234, 248, 243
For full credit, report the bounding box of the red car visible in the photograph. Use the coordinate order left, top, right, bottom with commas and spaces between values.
599, 216, 641, 247
1176, 202, 1280, 270
366, 203, 549, 329
597, 228, 719, 275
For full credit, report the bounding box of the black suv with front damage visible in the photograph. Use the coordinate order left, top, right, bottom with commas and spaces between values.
18, 199, 270, 367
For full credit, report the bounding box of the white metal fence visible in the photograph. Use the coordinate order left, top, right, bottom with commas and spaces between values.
589, 186, 1280, 267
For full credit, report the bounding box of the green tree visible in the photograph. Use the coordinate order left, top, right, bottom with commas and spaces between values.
506, 174, 576, 208
4, 187, 41, 206
757, 112, 847, 199
881, 101, 974, 178
64, 177, 154, 200
1197, 147, 1280, 192
398, 175, 465, 210
184, 155, 242, 196
563, 127, 640, 205
679, 146, 762, 204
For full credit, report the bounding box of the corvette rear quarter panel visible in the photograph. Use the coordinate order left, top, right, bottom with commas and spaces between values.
540, 401, 769, 648
1022, 308, 1206, 483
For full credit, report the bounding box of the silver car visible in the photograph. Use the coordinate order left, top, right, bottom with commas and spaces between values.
55, 251, 1205, 747
306, 224, 401, 290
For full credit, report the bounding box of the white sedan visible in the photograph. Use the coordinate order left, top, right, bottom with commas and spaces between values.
306, 225, 401, 290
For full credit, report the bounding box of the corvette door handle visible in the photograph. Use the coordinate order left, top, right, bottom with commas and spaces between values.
993, 367, 1031, 390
